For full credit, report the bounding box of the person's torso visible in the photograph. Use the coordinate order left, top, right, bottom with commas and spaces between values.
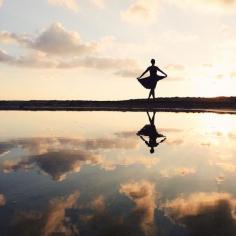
149, 66, 158, 77
148, 139, 158, 147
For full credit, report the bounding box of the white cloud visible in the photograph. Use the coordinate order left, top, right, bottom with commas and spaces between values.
0, 50, 58, 68
114, 68, 141, 78
0, 52, 140, 76
0, 23, 97, 56
0, 26, 195, 80
90, 0, 106, 9
0, 49, 13, 62
121, 0, 158, 24
31, 23, 97, 56
1, 24, 197, 81
59, 56, 139, 71
162, 30, 198, 43
48, 0, 79, 12
0, 0, 4, 8
0, 31, 29, 45
170, 0, 236, 12
0, 23, 140, 77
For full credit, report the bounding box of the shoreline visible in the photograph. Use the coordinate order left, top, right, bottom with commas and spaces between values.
0, 97, 236, 114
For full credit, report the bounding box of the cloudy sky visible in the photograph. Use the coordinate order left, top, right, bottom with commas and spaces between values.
0, 0, 236, 100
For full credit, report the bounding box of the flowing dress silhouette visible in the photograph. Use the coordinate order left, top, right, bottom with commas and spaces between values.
137, 68, 166, 90
137, 59, 167, 99
137, 112, 166, 154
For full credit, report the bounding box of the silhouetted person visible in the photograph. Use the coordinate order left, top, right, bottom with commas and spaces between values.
137, 111, 166, 154
137, 59, 167, 99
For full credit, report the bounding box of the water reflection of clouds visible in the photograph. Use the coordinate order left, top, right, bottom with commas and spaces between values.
8, 191, 80, 236
201, 131, 232, 147
0, 143, 14, 157
228, 133, 236, 140
199, 114, 236, 137
160, 167, 196, 178
9, 180, 159, 236
0, 194, 6, 207
0, 135, 160, 181
24, 150, 100, 181
1, 128, 236, 182
1, 112, 236, 235
0, 150, 99, 181
6, 182, 236, 236
159, 128, 183, 133
214, 162, 236, 173
117, 130, 183, 147
165, 139, 184, 145
120, 180, 157, 235
77, 181, 159, 236
162, 192, 236, 236
4, 136, 139, 155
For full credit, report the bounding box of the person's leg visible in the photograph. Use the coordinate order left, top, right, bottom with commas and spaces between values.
148, 90, 152, 100
152, 89, 155, 99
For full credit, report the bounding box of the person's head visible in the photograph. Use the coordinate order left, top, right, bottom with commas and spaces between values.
151, 59, 155, 65
150, 147, 154, 154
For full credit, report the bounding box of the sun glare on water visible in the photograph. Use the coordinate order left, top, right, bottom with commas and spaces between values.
199, 114, 235, 137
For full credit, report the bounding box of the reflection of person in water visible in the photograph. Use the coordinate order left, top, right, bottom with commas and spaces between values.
137, 59, 167, 99
137, 111, 166, 154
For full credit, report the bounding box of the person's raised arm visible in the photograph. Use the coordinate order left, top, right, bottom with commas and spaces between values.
157, 67, 167, 77
138, 67, 149, 79
160, 137, 167, 143
139, 135, 148, 143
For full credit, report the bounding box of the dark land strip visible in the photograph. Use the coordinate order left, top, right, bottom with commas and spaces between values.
1, 97, 236, 114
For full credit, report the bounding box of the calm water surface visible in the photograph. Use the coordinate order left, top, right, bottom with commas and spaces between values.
0, 111, 236, 236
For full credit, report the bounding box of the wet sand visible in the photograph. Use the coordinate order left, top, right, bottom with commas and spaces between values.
0, 97, 236, 114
